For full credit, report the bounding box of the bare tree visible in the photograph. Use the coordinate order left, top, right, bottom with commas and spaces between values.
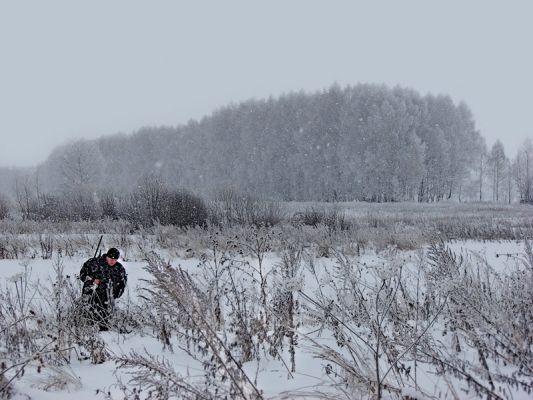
126, 173, 166, 226
13, 173, 37, 220
488, 140, 507, 202
0, 193, 10, 220
514, 138, 533, 203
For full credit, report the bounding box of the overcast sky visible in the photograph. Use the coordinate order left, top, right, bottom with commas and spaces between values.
1, 1, 531, 167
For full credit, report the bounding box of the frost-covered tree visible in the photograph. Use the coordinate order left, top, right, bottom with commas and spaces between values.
125, 172, 166, 226
476, 136, 488, 201
12, 170, 42, 220
40, 140, 104, 219
488, 140, 507, 202
0, 192, 10, 219
514, 138, 533, 203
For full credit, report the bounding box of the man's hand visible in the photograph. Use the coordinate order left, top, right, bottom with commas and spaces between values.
93, 279, 101, 285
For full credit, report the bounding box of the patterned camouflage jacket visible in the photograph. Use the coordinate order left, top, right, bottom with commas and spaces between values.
79, 255, 127, 299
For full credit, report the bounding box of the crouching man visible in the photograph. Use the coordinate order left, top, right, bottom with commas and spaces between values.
79, 247, 127, 331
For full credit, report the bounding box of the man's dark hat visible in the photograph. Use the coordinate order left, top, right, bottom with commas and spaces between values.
106, 248, 120, 259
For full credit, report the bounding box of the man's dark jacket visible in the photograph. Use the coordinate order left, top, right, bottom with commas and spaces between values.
79, 255, 127, 299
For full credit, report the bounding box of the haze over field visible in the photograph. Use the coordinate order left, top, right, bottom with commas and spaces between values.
1, 1, 532, 167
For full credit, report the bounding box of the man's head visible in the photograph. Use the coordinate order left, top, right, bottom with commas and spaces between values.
105, 247, 120, 266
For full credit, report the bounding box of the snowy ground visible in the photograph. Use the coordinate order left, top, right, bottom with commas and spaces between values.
0, 239, 531, 399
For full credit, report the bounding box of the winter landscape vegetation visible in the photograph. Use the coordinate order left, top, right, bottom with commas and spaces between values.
0, 83, 532, 400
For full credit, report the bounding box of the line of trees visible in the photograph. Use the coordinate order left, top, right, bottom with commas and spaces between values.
41, 84, 483, 202
0, 84, 532, 208
472, 138, 533, 204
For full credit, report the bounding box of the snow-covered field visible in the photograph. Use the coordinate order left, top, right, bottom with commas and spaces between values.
1, 231, 532, 399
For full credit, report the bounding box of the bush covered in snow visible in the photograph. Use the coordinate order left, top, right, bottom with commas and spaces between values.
1, 206, 533, 399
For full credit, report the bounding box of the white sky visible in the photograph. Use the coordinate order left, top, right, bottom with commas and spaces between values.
1, 0, 532, 167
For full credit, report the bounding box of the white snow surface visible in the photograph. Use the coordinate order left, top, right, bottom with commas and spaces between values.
0, 239, 530, 399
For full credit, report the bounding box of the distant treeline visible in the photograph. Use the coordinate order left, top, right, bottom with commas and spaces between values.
1, 83, 532, 211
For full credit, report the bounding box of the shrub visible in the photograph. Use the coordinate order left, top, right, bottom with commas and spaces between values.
160, 190, 208, 228
292, 206, 350, 231
211, 188, 285, 227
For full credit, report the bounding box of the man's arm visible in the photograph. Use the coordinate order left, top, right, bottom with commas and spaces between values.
80, 258, 100, 283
